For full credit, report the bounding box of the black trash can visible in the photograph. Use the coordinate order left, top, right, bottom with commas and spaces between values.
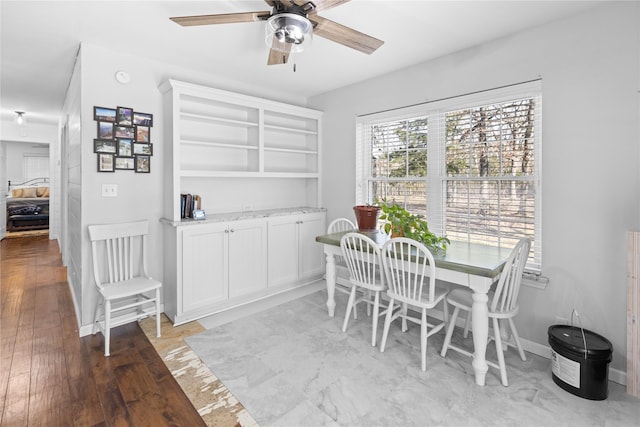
548, 325, 613, 400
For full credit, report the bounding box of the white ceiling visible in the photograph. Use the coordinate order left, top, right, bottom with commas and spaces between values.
1, 0, 606, 124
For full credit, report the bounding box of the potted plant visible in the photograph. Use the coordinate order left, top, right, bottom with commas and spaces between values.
353, 204, 381, 231
377, 199, 450, 253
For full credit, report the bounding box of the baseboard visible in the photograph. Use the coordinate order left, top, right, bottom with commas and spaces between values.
198, 280, 325, 330
427, 308, 627, 387
66, 274, 85, 335
79, 323, 93, 337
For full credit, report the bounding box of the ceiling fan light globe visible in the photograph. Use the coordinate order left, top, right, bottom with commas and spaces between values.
265, 13, 312, 53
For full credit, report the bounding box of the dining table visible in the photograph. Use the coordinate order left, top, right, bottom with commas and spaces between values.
315, 229, 512, 386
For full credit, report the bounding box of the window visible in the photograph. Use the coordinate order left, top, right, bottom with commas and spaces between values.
356, 81, 542, 270
24, 154, 49, 182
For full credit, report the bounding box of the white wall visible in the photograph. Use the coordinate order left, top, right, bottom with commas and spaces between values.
70, 42, 315, 328
308, 2, 640, 372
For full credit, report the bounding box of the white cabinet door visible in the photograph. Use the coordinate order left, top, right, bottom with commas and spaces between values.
298, 212, 326, 281
268, 212, 325, 287
182, 223, 229, 313
228, 219, 268, 298
267, 216, 299, 288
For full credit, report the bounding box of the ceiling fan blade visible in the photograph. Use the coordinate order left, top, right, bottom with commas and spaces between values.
170, 11, 269, 26
267, 40, 291, 65
295, 0, 351, 13
311, 16, 384, 55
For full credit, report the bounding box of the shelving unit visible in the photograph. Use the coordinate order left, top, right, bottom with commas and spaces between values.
159, 80, 326, 325
160, 79, 322, 220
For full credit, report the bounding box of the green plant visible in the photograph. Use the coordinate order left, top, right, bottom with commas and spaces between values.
376, 199, 450, 253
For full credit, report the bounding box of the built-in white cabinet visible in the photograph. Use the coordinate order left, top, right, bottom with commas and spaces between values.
160, 79, 326, 325
268, 212, 326, 288
181, 223, 229, 313
165, 218, 268, 325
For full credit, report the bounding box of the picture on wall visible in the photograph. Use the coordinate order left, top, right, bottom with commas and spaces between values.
115, 157, 135, 170
115, 125, 135, 139
118, 139, 133, 157
117, 106, 133, 125
135, 155, 150, 173
98, 153, 115, 172
93, 105, 154, 173
94, 106, 116, 122
94, 139, 117, 154
98, 121, 114, 139
135, 125, 150, 142
133, 142, 152, 155
133, 112, 153, 126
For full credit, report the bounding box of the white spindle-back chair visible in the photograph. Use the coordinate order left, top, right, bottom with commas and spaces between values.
88, 220, 162, 356
380, 237, 449, 371
440, 238, 531, 385
340, 232, 388, 346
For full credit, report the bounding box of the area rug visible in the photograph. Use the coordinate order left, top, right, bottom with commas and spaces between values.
183, 291, 640, 427
139, 315, 258, 427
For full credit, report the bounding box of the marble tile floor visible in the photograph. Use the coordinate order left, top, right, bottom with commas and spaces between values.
185, 289, 640, 427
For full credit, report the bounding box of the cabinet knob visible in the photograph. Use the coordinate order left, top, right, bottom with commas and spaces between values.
230, 229, 235, 233
225, 229, 229, 233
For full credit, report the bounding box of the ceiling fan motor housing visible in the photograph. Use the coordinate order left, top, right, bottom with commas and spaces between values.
267, 13, 313, 49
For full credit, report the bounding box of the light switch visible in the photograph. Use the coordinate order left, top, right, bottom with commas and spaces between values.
102, 184, 117, 197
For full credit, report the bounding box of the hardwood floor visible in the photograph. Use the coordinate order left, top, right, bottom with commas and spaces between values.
0, 236, 206, 426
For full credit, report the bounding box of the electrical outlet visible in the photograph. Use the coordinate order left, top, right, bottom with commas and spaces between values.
102, 184, 117, 197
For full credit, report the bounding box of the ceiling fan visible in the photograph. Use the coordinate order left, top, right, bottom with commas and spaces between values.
170, 0, 384, 65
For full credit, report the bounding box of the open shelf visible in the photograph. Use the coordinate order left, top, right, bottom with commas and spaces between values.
161, 79, 323, 222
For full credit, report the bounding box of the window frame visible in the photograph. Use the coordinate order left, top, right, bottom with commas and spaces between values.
356, 81, 542, 271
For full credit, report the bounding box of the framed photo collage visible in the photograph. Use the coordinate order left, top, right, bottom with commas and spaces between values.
93, 106, 154, 173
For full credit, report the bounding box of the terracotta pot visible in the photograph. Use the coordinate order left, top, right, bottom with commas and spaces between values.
353, 205, 381, 231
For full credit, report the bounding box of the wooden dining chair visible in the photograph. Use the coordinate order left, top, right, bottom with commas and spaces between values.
379, 237, 449, 371
340, 232, 388, 346
88, 220, 162, 356
440, 238, 531, 386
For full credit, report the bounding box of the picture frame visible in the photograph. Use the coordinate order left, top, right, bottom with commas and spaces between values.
94, 139, 117, 154
114, 125, 135, 139
93, 105, 155, 174
133, 112, 153, 127
94, 106, 116, 123
97, 121, 114, 139
133, 142, 153, 156
97, 153, 115, 172
135, 125, 150, 142
117, 139, 133, 157
117, 106, 133, 125
135, 155, 150, 173
115, 157, 135, 170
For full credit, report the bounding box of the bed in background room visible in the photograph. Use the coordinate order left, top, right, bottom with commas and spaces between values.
6, 178, 50, 232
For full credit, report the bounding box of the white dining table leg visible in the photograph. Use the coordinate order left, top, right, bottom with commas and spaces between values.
325, 250, 337, 317
471, 290, 490, 386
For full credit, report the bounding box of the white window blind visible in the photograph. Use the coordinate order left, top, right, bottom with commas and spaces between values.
24, 154, 49, 183
356, 81, 542, 271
